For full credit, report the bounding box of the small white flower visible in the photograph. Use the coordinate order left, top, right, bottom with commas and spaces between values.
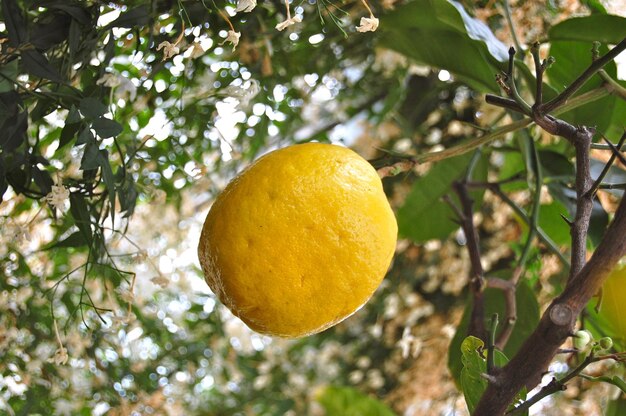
397, 327, 422, 359
151, 274, 169, 288
45, 184, 70, 211
187, 42, 205, 59
116, 76, 137, 101
96, 73, 121, 88
221, 30, 241, 51
356, 16, 379, 32
6, 221, 31, 243
275, 15, 302, 31
223, 79, 260, 108
48, 347, 69, 365
157, 41, 180, 60
236, 0, 256, 13
97, 73, 137, 101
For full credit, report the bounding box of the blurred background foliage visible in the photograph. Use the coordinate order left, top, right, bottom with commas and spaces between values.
1, 0, 626, 414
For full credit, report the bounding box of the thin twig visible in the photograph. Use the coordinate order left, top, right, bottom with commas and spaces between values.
541, 37, 626, 114
588, 131, 626, 197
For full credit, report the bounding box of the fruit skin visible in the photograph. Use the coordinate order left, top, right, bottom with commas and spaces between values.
597, 264, 626, 347
198, 143, 397, 338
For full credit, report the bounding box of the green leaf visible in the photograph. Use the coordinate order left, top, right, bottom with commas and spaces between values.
549, 15, 626, 43
606, 396, 626, 416
380, 0, 506, 93
547, 41, 626, 140
449, 279, 540, 387
0, 59, 18, 93
98, 149, 116, 222
76, 127, 95, 146
2, 0, 27, 47
316, 386, 397, 416
459, 336, 509, 414
79, 97, 108, 119
106, 6, 150, 29
20, 50, 65, 83
580, 374, 626, 394
537, 201, 570, 247
81, 142, 100, 170
397, 152, 488, 243
92, 117, 123, 138
69, 193, 92, 243
44, 231, 87, 249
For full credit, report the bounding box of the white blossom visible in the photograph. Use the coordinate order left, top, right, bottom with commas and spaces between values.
96, 73, 137, 101
275, 15, 302, 31
48, 347, 68, 365
236, 0, 256, 13
223, 79, 260, 108
221, 30, 241, 51
96, 73, 121, 88
45, 184, 70, 210
187, 42, 205, 59
397, 327, 422, 359
356, 16, 379, 32
6, 221, 31, 243
157, 41, 180, 60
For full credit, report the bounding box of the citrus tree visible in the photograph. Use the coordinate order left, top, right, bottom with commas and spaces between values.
1, 0, 626, 414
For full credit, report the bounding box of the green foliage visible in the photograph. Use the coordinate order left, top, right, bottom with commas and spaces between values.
316, 386, 398, 416
1, 0, 626, 414
397, 151, 488, 242
449, 279, 540, 385
380, 0, 507, 92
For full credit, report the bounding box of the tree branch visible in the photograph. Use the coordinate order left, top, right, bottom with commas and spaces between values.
541, 37, 626, 114
474, 187, 626, 415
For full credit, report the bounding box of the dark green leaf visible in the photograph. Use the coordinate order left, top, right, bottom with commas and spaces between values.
69, 193, 92, 243
397, 152, 488, 243
549, 15, 626, 44
44, 231, 87, 249
119, 178, 137, 217
79, 97, 108, 119
20, 50, 65, 83
80, 142, 100, 170
0, 59, 18, 93
47, 4, 92, 25
92, 117, 123, 138
32, 167, 53, 195
106, 6, 150, 29
76, 127, 95, 146
60, 116, 83, 148
98, 149, 116, 221
2, 0, 27, 47
316, 386, 397, 416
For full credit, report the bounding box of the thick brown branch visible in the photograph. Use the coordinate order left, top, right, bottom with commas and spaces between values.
569, 127, 594, 280
474, 193, 626, 415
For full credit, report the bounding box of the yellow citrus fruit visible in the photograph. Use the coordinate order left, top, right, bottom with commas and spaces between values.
598, 264, 626, 346
198, 143, 397, 338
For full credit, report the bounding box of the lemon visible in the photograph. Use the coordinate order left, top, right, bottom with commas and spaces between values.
597, 264, 626, 347
198, 143, 397, 338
